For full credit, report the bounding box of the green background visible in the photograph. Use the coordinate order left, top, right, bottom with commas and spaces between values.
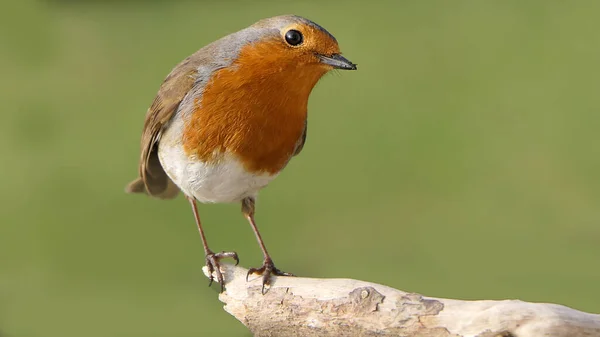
2, 0, 600, 336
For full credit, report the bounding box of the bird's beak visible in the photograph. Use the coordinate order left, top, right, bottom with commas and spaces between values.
318, 53, 357, 70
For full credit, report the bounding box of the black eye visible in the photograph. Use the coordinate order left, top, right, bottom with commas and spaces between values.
285, 30, 303, 46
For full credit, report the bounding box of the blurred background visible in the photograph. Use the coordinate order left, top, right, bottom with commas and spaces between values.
2, 0, 600, 336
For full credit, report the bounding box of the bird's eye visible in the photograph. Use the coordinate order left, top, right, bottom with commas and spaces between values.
284, 30, 303, 46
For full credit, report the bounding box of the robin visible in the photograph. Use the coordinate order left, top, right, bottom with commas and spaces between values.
125, 15, 356, 292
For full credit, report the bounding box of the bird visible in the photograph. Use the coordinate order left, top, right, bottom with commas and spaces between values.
125, 15, 356, 292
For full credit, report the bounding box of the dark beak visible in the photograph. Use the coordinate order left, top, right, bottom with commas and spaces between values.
318, 53, 357, 70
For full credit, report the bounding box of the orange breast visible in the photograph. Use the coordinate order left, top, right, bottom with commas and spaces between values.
182, 39, 328, 175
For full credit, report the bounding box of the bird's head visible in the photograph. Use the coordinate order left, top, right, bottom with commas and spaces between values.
216, 15, 356, 90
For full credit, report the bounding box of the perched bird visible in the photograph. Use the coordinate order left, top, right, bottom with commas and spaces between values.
125, 15, 356, 291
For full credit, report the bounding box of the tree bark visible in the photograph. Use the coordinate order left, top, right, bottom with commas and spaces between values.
203, 264, 600, 337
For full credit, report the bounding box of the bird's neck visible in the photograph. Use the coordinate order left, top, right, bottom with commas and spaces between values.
183, 62, 326, 175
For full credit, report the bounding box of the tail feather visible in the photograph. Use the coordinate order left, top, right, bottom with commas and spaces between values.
124, 177, 180, 199
126, 147, 180, 199
125, 178, 146, 194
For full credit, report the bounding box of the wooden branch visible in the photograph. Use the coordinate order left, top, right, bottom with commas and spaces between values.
203, 264, 600, 337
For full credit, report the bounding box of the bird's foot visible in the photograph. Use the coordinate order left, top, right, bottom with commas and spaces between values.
246, 257, 294, 294
205, 250, 239, 292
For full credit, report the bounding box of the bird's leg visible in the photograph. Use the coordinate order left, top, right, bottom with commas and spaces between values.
242, 197, 294, 293
187, 196, 239, 292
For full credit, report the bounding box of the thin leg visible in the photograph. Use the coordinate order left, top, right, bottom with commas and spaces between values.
187, 196, 238, 292
242, 197, 294, 293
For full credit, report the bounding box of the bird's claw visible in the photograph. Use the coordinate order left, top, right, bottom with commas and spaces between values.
205, 250, 239, 292
246, 258, 294, 294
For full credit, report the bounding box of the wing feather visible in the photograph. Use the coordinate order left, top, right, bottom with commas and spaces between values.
126, 57, 199, 199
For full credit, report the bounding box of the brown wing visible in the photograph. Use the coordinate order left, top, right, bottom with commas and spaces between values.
125, 56, 199, 199
293, 120, 307, 156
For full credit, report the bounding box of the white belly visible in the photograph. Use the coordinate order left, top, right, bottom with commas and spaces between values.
157, 118, 277, 203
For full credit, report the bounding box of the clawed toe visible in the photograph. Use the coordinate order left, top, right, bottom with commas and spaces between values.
246, 258, 294, 294
205, 250, 239, 292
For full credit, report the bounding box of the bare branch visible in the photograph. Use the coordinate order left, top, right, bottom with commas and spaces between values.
203, 264, 600, 337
